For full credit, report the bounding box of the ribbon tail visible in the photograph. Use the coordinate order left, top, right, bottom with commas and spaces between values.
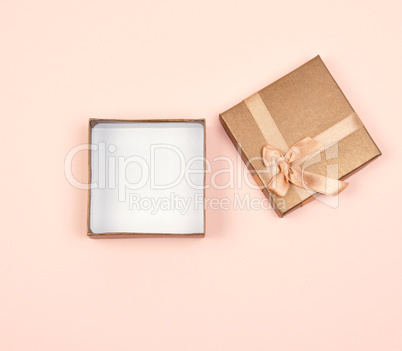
268, 172, 289, 197
289, 169, 348, 196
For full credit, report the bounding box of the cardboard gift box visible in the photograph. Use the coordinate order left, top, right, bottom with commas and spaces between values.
87, 119, 206, 238
220, 56, 381, 217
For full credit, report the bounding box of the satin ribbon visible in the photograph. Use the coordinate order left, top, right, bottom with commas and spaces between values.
262, 137, 349, 197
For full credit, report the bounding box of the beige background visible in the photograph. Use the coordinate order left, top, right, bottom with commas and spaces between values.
1, 0, 401, 350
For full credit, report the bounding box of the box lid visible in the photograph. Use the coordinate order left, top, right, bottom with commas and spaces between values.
220, 56, 381, 216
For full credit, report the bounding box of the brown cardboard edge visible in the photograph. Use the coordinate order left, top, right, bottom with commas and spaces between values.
88, 232, 205, 239
87, 119, 92, 235
89, 118, 206, 127
87, 118, 206, 238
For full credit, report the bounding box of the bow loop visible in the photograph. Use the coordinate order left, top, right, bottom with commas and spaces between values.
262, 144, 283, 167
284, 137, 322, 163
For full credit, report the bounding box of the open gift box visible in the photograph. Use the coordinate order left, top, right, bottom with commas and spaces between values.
87, 119, 206, 238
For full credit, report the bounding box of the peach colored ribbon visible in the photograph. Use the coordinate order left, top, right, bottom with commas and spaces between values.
262, 137, 349, 197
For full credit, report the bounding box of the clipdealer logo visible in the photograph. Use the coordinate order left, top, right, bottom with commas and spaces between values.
65, 141, 342, 213
127, 192, 278, 214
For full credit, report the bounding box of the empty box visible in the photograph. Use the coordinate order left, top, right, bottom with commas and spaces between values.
87, 119, 206, 237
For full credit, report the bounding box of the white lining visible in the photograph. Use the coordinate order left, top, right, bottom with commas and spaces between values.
90, 122, 204, 234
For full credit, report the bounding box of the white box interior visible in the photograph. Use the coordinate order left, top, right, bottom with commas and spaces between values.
90, 121, 205, 235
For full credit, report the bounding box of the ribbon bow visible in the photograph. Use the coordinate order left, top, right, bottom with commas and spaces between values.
262, 137, 348, 197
